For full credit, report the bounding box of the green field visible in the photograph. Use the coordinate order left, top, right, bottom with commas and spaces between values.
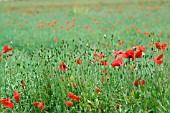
0, 0, 170, 112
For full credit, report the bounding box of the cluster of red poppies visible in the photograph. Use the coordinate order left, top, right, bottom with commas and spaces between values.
0, 91, 20, 109
0, 45, 13, 61
66, 92, 80, 107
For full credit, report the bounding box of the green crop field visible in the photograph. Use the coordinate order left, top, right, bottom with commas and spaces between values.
0, 0, 170, 112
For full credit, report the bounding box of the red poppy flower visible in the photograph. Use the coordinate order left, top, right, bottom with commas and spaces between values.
134, 79, 139, 87
34, 99, 45, 109
144, 32, 150, 37
66, 20, 70, 24
136, 45, 146, 52
135, 51, 142, 58
111, 24, 115, 28
100, 60, 109, 66
99, 52, 105, 59
145, 14, 148, 17
68, 92, 75, 99
0, 98, 14, 109
145, 23, 148, 27
59, 62, 68, 71
123, 49, 135, 61
136, 30, 140, 35
94, 52, 99, 57
21, 80, 25, 90
72, 18, 76, 21
141, 80, 145, 86
92, 59, 97, 63
60, 25, 64, 29
0, 53, 2, 61
155, 42, 168, 51
53, 20, 57, 24
96, 88, 101, 94
74, 95, 80, 102
85, 25, 88, 29
118, 21, 122, 24
101, 27, 105, 30
47, 21, 50, 25
126, 28, 130, 32
14, 91, 20, 103
156, 20, 159, 23
130, 16, 133, 19
112, 58, 124, 68
66, 27, 70, 31
112, 50, 124, 58
93, 18, 96, 21
96, 21, 99, 25
65, 101, 73, 107
76, 59, 82, 65
102, 68, 107, 74
51, 24, 55, 27
133, 25, 136, 29
72, 82, 77, 88
67, 92, 80, 102
19, 24, 22, 27
152, 54, 163, 65
21, 80, 25, 85
3, 45, 13, 53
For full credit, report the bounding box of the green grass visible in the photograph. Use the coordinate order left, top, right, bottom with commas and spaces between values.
0, 0, 170, 112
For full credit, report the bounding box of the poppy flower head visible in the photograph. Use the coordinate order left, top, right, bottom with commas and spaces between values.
144, 32, 150, 37
100, 60, 109, 66
85, 25, 88, 29
60, 25, 64, 29
94, 52, 99, 57
65, 101, 73, 107
102, 68, 107, 74
112, 50, 124, 58
112, 58, 124, 68
34, 99, 45, 109
93, 18, 96, 21
136, 45, 146, 52
72, 18, 76, 21
96, 88, 101, 94
141, 80, 145, 86
3, 45, 13, 53
155, 42, 168, 51
99, 52, 105, 59
0, 98, 14, 109
66, 20, 70, 24
111, 24, 115, 28
123, 49, 135, 61
135, 51, 142, 58
74, 96, 80, 102
21, 80, 25, 85
76, 59, 82, 65
68, 92, 75, 99
54, 38, 58, 42
152, 54, 163, 65
59, 62, 68, 71
67, 92, 80, 102
53, 20, 57, 24
134, 79, 139, 87
14, 91, 20, 103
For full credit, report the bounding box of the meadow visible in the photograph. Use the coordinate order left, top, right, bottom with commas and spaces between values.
0, 0, 170, 112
